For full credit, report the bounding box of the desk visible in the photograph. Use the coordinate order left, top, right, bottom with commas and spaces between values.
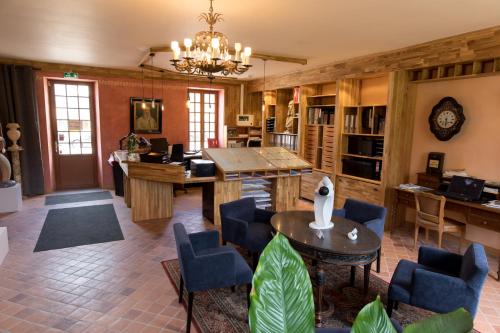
393, 187, 500, 280
114, 151, 216, 222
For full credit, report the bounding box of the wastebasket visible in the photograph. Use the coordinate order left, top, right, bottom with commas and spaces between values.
112, 161, 124, 196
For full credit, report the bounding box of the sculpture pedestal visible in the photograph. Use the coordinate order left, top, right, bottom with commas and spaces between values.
309, 221, 334, 230
0, 183, 22, 213
0, 227, 8, 265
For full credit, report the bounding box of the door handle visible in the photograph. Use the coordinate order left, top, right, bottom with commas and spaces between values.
54, 140, 59, 154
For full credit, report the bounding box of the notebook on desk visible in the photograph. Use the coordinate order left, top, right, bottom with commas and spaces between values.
435, 176, 485, 202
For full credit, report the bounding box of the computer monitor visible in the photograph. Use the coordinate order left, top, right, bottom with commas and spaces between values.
150, 138, 168, 153
446, 176, 485, 201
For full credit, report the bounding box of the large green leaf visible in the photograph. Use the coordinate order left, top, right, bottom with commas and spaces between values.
249, 233, 315, 333
351, 296, 398, 333
403, 308, 473, 333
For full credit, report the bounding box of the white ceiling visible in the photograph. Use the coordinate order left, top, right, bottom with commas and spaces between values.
1, 0, 500, 79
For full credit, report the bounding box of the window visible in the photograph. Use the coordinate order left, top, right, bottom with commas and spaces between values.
51, 82, 94, 155
188, 90, 218, 151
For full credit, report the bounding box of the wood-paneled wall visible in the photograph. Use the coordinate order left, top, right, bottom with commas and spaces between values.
247, 25, 500, 91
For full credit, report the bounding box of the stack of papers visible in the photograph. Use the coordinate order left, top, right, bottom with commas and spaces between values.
399, 184, 432, 192
483, 200, 500, 209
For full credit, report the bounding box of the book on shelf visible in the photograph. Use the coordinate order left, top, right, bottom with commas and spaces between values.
344, 114, 356, 133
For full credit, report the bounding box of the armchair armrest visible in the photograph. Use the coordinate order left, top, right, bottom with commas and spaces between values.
411, 268, 468, 313
254, 208, 275, 224
187, 251, 237, 291
363, 218, 385, 240
221, 216, 249, 245
188, 230, 219, 252
332, 208, 346, 218
418, 246, 462, 276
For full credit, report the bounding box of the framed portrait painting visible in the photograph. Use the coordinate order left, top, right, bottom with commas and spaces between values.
130, 97, 163, 134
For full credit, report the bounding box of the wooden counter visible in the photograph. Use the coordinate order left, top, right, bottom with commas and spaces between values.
114, 151, 216, 222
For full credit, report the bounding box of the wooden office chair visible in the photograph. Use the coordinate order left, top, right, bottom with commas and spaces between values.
414, 192, 465, 250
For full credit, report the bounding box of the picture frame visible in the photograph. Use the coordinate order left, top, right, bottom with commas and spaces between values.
130, 97, 163, 134
426, 152, 445, 175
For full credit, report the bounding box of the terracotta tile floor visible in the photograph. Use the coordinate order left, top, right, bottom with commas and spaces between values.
0, 188, 498, 333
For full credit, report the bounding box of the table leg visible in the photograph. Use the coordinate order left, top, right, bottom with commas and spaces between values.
363, 262, 372, 295
316, 264, 325, 327
350, 266, 356, 287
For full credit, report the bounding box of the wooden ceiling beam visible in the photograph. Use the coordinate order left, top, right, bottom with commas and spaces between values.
148, 46, 307, 65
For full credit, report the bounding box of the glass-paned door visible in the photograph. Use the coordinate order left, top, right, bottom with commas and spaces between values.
188, 90, 218, 151
49, 80, 98, 189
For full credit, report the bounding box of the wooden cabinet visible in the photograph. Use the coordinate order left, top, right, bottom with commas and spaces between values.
335, 175, 383, 209
300, 169, 332, 201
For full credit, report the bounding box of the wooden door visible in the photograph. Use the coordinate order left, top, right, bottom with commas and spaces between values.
49, 80, 98, 190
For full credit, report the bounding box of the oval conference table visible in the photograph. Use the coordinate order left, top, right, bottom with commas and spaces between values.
271, 210, 381, 324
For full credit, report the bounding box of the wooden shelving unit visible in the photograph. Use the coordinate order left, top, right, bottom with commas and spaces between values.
409, 57, 500, 82
263, 88, 300, 152
226, 126, 263, 147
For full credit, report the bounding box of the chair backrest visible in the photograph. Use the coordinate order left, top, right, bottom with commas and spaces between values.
220, 197, 257, 223
343, 198, 387, 223
414, 192, 445, 227
207, 138, 219, 148
170, 144, 184, 162
173, 223, 195, 280
460, 243, 489, 289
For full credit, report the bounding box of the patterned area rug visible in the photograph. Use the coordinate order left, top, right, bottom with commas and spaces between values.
161, 255, 476, 333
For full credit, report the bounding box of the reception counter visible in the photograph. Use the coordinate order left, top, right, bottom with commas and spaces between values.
114, 147, 311, 224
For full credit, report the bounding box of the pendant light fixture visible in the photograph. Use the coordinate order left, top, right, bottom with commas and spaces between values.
151, 55, 155, 108
141, 67, 146, 109
262, 60, 267, 112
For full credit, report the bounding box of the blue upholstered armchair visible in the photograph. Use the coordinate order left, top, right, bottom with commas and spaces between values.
333, 198, 387, 273
220, 197, 275, 269
173, 223, 253, 333
387, 244, 488, 318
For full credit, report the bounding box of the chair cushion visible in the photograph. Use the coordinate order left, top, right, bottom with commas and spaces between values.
197, 246, 253, 286
245, 222, 273, 252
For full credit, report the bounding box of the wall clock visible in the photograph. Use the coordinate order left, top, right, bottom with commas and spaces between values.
428, 97, 465, 141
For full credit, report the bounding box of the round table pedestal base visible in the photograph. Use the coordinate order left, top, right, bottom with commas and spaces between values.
314, 295, 334, 327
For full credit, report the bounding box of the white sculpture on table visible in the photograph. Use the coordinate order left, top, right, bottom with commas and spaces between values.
348, 228, 358, 241
309, 176, 334, 230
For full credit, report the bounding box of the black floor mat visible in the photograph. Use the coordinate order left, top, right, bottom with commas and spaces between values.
45, 191, 112, 205
34, 204, 124, 252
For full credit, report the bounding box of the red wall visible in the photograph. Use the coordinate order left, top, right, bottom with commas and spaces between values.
36, 72, 225, 192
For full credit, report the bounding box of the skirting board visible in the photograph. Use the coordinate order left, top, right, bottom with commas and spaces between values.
0, 227, 9, 265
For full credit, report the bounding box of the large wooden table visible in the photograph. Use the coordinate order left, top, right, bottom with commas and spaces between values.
393, 187, 500, 280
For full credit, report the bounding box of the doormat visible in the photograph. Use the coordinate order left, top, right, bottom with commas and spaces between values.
34, 204, 124, 252
45, 191, 113, 205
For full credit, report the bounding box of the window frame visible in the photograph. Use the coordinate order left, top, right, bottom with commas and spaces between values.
188, 89, 219, 151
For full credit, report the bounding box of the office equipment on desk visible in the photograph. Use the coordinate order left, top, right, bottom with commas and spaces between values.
170, 144, 184, 163
150, 138, 168, 153
437, 176, 485, 202
190, 159, 215, 177
236, 114, 255, 126
247, 137, 262, 147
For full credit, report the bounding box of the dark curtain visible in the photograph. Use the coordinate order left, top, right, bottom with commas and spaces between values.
0, 64, 44, 196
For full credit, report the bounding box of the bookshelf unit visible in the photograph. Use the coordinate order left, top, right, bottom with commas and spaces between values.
226, 126, 263, 147
263, 88, 300, 153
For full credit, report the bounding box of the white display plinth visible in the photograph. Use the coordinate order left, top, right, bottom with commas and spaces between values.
0, 183, 22, 213
309, 221, 334, 230
0, 227, 8, 265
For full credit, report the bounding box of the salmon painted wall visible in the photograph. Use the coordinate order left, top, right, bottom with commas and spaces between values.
409, 75, 500, 249
36, 71, 226, 192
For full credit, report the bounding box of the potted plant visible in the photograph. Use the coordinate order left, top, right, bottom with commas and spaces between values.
249, 233, 474, 333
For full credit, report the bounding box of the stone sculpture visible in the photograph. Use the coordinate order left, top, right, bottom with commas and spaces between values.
0, 124, 14, 188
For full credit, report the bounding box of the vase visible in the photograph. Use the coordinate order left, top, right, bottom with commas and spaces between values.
6, 123, 21, 150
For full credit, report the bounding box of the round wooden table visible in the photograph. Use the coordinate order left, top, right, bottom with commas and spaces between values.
270, 210, 381, 324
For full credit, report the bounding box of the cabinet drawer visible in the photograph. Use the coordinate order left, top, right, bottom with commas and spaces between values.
335, 176, 383, 208
301, 170, 332, 201
468, 210, 500, 232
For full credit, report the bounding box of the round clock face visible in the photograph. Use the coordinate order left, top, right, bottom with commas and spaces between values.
436, 110, 457, 129
429, 97, 465, 141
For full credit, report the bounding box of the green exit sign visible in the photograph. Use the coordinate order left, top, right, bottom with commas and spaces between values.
63, 71, 79, 79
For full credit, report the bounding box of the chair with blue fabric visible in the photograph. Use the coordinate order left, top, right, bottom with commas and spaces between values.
333, 198, 387, 274
387, 243, 489, 318
220, 197, 275, 269
173, 223, 253, 333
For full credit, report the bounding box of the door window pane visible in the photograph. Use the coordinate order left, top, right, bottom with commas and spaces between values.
78, 85, 89, 97
55, 96, 67, 107
67, 97, 79, 108
79, 97, 89, 108
54, 84, 66, 96
66, 85, 78, 96
68, 109, 79, 120
59, 143, 70, 155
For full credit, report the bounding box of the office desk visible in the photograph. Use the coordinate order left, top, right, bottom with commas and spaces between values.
393, 187, 500, 280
